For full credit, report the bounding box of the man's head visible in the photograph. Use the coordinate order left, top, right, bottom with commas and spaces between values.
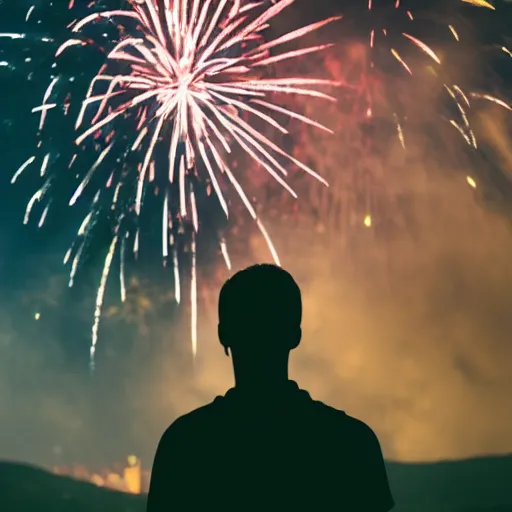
218, 264, 302, 357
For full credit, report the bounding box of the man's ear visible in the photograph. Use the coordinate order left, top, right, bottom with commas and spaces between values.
218, 323, 230, 356
289, 327, 302, 350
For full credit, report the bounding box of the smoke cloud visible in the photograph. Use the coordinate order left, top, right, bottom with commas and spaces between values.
1, 1, 512, 472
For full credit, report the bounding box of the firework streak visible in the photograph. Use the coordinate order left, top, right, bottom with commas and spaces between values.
360, 0, 509, 149
13, 0, 341, 368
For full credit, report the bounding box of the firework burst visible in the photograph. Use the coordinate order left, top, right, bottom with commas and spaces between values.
350, 0, 510, 149
12, 0, 341, 368
252, 0, 511, 251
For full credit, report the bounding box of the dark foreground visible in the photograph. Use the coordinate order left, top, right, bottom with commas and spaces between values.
1, 455, 511, 511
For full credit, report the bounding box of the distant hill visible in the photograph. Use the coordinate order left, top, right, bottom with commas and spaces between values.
0, 461, 145, 512
1, 455, 511, 511
387, 455, 512, 511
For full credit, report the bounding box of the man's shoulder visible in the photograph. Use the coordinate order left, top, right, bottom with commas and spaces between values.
159, 395, 378, 447
159, 399, 222, 444
311, 399, 379, 440
178, 399, 221, 423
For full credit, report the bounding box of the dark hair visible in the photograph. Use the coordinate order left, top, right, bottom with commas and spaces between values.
218, 264, 302, 335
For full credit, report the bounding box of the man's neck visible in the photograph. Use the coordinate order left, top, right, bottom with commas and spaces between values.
232, 362, 290, 389
234, 378, 291, 392
232, 367, 295, 395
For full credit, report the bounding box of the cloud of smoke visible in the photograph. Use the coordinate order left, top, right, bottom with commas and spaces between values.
286, 182, 512, 462
1, 2, 512, 472
3, 159, 511, 468
160, 175, 512, 464
146, 86, 512, 462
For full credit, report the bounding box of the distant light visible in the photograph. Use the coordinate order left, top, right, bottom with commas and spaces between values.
364, 215, 372, 227
35, 312, 40, 320
466, 176, 477, 189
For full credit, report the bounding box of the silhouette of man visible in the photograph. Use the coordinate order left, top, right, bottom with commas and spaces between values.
148, 264, 394, 511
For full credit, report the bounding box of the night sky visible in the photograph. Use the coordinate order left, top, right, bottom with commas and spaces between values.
0, 0, 511, 472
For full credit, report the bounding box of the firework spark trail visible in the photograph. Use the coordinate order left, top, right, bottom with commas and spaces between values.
15, 0, 341, 367
91, 233, 119, 372
359, 0, 510, 149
